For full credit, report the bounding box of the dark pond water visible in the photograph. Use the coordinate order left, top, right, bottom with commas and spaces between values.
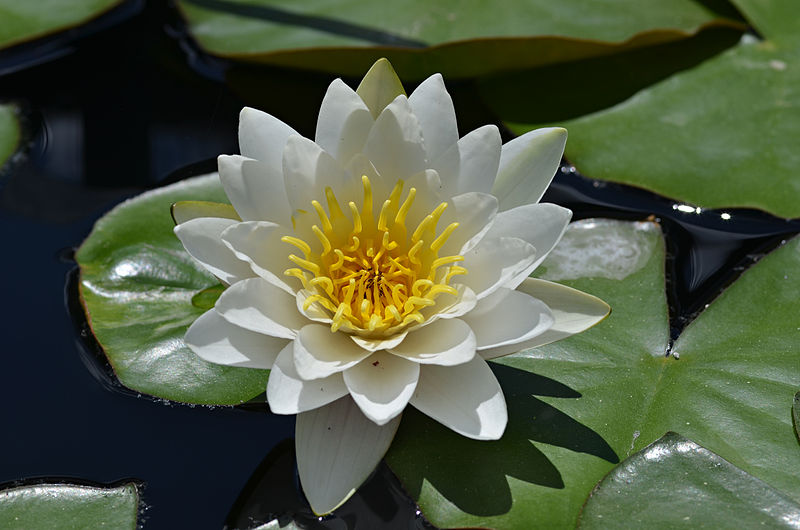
1, 2, 799, 529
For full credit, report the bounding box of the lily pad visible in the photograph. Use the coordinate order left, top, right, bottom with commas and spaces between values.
0, 0, 124, 50
793, 391, 800, 442
0, 482, 139, 529
387, 219, 800, 528
578, 432, 800, 529
509, 0, 800, 218
0, 103, 20, 169
76, 173, 270, 405
175, 0, 744, 78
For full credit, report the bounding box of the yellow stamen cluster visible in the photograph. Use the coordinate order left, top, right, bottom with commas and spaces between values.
282, 175, 467, 338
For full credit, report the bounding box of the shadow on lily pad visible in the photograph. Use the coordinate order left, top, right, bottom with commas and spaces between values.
387, 363, 618, 517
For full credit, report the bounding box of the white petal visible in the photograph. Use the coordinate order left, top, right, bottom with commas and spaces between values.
218, 155, 261, 222
215, 278, 307, 339
221, 221, 295, 294
296, 289, 333, 323
315, 78, 374, 164
267, 342, 348, 414
408, 73, 458, 162
356, 58, 405, 119
484, 203, 572, 271
431, 125, 502, 198
362, 95, 427, 182
456, 236, 537, 299
282, 135, 351, 212
437, 192, 498, 256
410, 356, 507, 440
174, 217, 254, 284
461, 288, 554, 350
421, 284, 478, 322
343, 351, 419, 425
296, 397, 401, 514
492, 127, 567, 211
389, 318, 476, 366
350, 332, 408, 352
238, 107, 297, 169
293, 324, 372, 380
480, 278, 610, 359
240, 158, 293, 224
185, 309, 287, 368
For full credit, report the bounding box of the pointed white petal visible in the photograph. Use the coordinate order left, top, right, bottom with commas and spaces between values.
174, 217, 253, 284
184, 309, 287, 368
437, 192, 498, 256
296, 397, 401, 514
456, 236, 537, 299
363, 95, 427, 182
492, 127, 567, 211
240, 158, 293, 224
462, 288, 554, 350
408, 73, 458, 162
356, 58, 405, 119
432, 125, 502, 198
315, 78, 374, 164
389, 318, 476, 366
238, 107, 297, 170
410, 356, 507, 440
480, 278, 610, 359
343, 351, 419, 425
293, 324, 372, 380
267, 343, 349, 414
282, 135, 350, 212
215, 278, 307, 339
484, 203, 572, 271
350, 332, 408, 352
221, 221, 295, 294
218, 155, 261, 222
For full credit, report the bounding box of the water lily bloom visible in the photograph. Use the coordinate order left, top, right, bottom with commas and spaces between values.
173, 59, 609, 514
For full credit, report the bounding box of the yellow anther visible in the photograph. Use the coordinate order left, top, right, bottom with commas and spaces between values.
389, 180, 404, 206
445, 265, 468, 283
329, 249, 346, 272
325, 187, 345, 220
311, 225, 332, 255
311, 201, 333, 233
360, 299, 372, 321
348, 202, 362, 234
408, 240, 423, 265
431, 222, 459, 252
411, 215, 434, 243
381, 231, 398, 251
284, 268, 309, 289
431, 255, 465, 270
361, 175, 373, 223
395, 187, 416, 225
281, 236, 311, 257
288, 254, 320, 275
425, 284, 458, 298
412, 279, 434, 296
377, 199, 391, 232
368, 313, 382, 331
346, 235, 360, 252
430, 202, 448, 224
309, 276, 335, 296
406, 296, 436, 309
386, 304, 402, 322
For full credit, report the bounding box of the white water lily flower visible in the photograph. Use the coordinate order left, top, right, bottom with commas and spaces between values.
173, 59, 609, 515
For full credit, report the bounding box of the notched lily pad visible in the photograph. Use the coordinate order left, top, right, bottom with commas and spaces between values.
76, 174, 270, 405
0, 482, 139, 529
578, 432, 800, 529
175, 0, 744, 78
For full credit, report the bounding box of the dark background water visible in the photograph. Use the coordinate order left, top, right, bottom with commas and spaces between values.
1, 1, 798, 529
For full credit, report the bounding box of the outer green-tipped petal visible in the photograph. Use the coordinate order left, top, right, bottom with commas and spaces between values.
315, 78, 374, 165
215, 278, 307, 339
296, 397, 401, 514
221, 221, 295, 294
267, 343, 349, 414
432, 125, 502, 198
238, 107, 297, 169
408, 73, 458, 162
492, 127, 567, 212
389, 318, 476, 366
363, 95, 427, 183
356, 58, 406, 119
343, 351, 419, 425
462, 288, 554, 350
294, 324, 373, 380
485, 203, 572, 271
480, 278, 610, 359
185, 309, 286, 368
173, 217, 253, 285
410, 356, 507, 440
170, 200, 240, 225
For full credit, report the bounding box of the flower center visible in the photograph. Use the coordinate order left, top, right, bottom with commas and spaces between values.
282, 175, 467, 338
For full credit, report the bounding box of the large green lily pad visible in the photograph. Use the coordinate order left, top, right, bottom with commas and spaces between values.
0, 104, 20, 170
176, 0, 744, 78
508, 1, 800, 218
0, 482, 139, 529
76, 174, 270, 405
578, 432, 800, 528
0, 0, 123, 50
387, 219, 800, 528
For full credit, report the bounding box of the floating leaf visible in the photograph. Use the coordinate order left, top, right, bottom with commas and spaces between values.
578, 432, 800, 529
793, 391, 800, 442
509, 0, 800, 218
76, 174, 270, 404
0, 103, 20, 169
0, 0, 124, 50
175, 0, 744, 78
0, 482, 139, 529
387, 219, 800, 528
